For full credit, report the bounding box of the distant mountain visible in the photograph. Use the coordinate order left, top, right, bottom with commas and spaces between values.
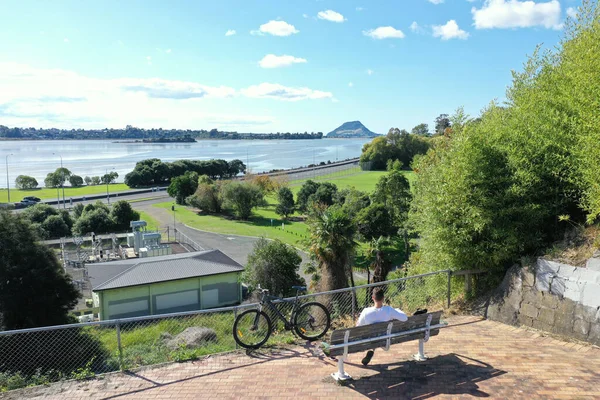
326, 121, 379, 138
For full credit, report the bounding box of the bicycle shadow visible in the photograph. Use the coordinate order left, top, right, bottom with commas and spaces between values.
342, 353, 506, 399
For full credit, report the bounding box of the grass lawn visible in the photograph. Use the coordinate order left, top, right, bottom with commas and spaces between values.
138, 210, 163, 232
152, 170, 413, 251
0, 183, 131, 203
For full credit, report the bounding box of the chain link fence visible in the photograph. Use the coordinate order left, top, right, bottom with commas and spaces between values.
0, 270, 451, 392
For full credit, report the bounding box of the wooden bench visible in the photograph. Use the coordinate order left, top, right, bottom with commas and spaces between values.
325, 311, 447, 381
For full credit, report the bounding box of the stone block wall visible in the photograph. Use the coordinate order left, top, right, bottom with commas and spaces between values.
487, 257, 600, 346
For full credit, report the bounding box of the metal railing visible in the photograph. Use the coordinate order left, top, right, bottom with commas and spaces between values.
0, 270, 451, 392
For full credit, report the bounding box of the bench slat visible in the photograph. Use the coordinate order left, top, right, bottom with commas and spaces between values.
328, 311, 444, 357
330, 311, 442, 344
330, 329, 441, 356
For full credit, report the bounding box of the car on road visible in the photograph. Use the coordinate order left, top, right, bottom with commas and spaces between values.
22, 196, 41, 202
19, 199, 38, 208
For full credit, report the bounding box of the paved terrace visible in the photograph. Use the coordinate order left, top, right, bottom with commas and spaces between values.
3, 315, 600, 400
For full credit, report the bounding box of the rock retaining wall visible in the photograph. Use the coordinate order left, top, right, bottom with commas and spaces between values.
487, 257, 600, 346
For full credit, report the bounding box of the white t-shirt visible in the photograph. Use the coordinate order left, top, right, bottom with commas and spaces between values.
356, 306, 408, 327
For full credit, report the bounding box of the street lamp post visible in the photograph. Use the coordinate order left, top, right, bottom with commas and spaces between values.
5, 154, 13, 203
53, 153, 65, 209
106, 168, 114, 204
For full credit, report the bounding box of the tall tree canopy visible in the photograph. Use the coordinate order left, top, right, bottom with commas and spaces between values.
0, 211, 80, 330
409, 1, 600, 274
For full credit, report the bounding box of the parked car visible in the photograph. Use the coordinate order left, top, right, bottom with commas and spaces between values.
22, 196, 41, 202
19, 199, 37, 207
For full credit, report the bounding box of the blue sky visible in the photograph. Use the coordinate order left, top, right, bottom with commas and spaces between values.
0, 0, 579, 134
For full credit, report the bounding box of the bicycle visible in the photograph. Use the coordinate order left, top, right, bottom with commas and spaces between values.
232, 285, 331, 349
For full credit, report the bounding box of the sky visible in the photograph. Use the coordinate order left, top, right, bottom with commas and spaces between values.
0, 0, 581, 134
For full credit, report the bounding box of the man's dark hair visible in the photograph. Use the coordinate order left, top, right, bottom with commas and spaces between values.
373, 288, 385, 301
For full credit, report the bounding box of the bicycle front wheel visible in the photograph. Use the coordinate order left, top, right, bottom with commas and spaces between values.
293, 302, 331, 341
233, 310, 272, 349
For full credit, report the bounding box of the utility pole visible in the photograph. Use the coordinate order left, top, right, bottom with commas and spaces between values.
53, 153, 65, 208
5, 154, 12, 203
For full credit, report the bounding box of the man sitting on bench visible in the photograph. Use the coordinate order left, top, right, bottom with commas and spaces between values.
356, 287, 408, 366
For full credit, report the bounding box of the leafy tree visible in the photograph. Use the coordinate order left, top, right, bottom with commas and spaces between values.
101, 171, 119, 185
221, 182, 266, 219
334, 188, 371, 219
167, 171, 199, 205
0, 210, 80, 330
187, 176, 223, 213
111, 200, 140, 231
15, 175, 38, 189
90, 176, 101, 185
22, 204, 60, 224
434, 114, 451, 136
367, 236, 393, 283
44, 172, 61, 188
307, 205, 357, 291
73, 203, 85, 219
73, 208, 114, 235
275, 187, 295, 219
372, 170, 412, 229
41, 215, 70, 239
242, 238, 305, 297
21, 204, 73, 239
84, 176, 92, 185
308, 182, 338, 208
411, 123, 430, 136
355, 203, 396, 241
296, 180, 320, 212
360, 129, 430, 170
69, 175, 84, 187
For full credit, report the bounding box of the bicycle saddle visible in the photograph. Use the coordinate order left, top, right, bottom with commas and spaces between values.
292, 285, 307, 292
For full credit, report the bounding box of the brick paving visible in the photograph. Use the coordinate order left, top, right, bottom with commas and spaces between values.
4, 315, 600, 400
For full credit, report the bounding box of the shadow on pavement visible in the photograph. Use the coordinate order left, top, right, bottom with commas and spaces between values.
343, 353, 506, 399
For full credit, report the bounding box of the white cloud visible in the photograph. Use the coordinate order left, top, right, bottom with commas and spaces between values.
225, 29, 236, 36
566, 7, 577, 19
472, 0, 562, 29
258, 54, 307, 68
252, 20, 299, 36
356, 7, 364, 11
165, 49, 172, 54
366, 69, 373, 75
146, 56, 152, 65
348, 82, 354, 87
63, 38, 70, 43
302, 13, 309, 18
410, 21, 426, 34
363, 26, 405, 39
432, 20, 470, 40
317, 10, 346, 23
241, 83, 333, 101
0, 62, 335, 130
428, 0, 444, 4
0, 62, 277, 130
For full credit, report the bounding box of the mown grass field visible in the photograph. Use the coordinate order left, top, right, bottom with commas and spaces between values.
0, 184, 131, 203
153, 170, 413, 249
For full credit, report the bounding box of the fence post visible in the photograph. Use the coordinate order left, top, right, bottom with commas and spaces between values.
116, 321, 124, 371
447, 270, 452, 308
233, 306, 239, 350
351, 288, 356, 321
167, 226, 170, 242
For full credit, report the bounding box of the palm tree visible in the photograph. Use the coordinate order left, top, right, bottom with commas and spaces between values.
368, 236, 392, 283
306, 205, 357, 292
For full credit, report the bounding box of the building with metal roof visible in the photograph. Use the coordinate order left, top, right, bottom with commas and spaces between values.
90, 249, 244, 320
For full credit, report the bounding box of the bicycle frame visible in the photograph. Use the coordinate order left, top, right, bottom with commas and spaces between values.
255, 290, 303, 330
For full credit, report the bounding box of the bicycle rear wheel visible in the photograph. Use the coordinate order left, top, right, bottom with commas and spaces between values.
293, 302, 331, 341
233, 310, 272, 349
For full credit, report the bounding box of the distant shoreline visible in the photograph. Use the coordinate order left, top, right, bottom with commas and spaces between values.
0, 136, 374, 142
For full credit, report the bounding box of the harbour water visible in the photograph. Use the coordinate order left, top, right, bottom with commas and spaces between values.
0, 138, 370, 187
